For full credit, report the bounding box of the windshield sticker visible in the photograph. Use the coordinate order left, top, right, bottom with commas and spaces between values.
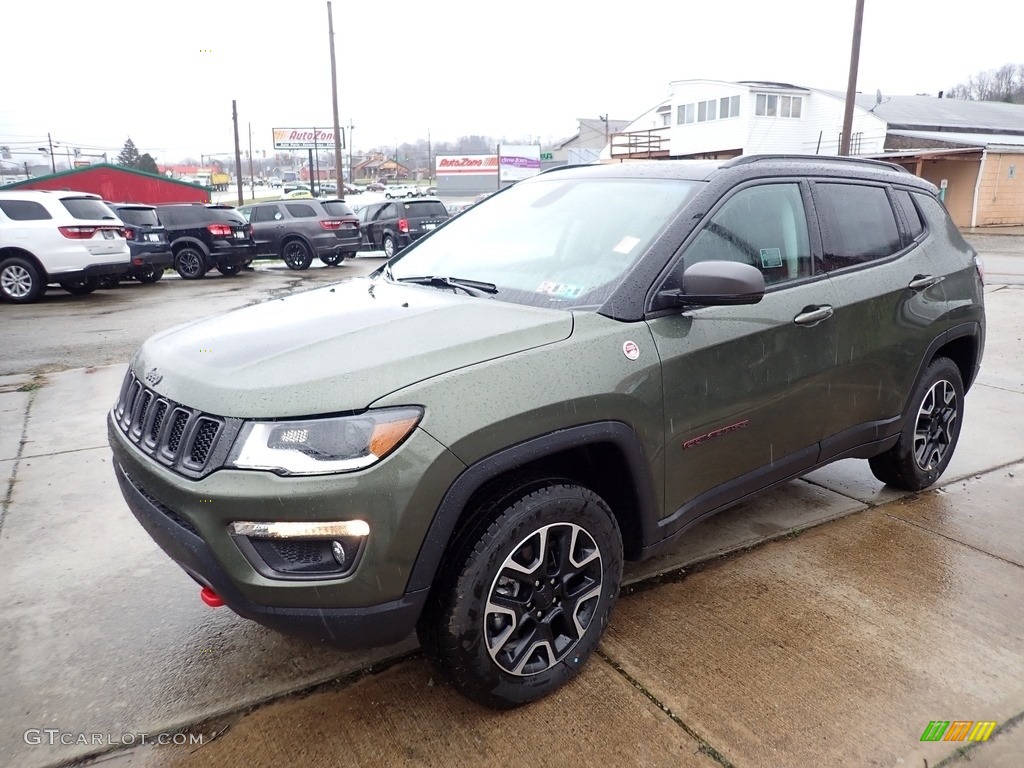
537, 281, 583, 298
759, 248, 783, 269
613, 236, 641, 254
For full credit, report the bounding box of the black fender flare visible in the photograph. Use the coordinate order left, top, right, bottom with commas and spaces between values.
404, 421, 659, 593
170, 237, 211, 259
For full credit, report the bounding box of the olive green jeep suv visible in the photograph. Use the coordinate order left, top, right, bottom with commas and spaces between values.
108, 156, 985, 708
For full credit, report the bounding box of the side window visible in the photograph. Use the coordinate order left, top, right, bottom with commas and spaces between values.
252, 206, 279, 223
379, 204, 399, 220
893, 189, 925, 240
815, 183, 901, 270
0, 200, 52, 220
285, 203, 317, 218
682, 183, 812, 286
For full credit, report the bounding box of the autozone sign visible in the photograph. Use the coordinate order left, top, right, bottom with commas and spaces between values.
272, 128, 344, 150
436, 155, 498, 175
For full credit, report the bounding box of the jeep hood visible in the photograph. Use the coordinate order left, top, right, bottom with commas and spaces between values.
132, 278, 573, 417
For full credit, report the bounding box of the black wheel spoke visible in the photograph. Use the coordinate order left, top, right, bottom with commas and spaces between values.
913, 379, 958, 471
484, 520, 603, 677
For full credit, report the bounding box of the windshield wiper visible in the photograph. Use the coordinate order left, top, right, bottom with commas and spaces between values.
397, 275, 498, 297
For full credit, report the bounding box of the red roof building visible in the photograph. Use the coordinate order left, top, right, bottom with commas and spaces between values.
2, 163, 210, 205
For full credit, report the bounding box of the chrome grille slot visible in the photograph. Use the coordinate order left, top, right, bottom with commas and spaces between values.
112, 369, 230, 477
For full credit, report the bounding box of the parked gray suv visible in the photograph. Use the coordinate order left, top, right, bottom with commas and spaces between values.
237, 198, 361, 269
109, 156, 984, 709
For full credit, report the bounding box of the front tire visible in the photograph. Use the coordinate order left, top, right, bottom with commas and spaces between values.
96, 274, 123, 289
418, 481, 622, 709
60, 276, 98, 295
174, 247, 207, 280
0, 256, 44, 304
869, 357, 965, 490
217, 263, 243, 276
281, 240, 313, 270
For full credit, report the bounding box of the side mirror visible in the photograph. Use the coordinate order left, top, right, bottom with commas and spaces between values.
658, 261, 765, 307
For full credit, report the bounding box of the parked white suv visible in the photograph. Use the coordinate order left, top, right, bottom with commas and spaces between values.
0, 190, 130, 303
384, 184, 420, 199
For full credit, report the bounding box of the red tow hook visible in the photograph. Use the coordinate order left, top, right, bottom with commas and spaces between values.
200, 586, 225, 608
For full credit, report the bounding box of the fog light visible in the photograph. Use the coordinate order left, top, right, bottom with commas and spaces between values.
228, 520, 368, 580
331, 540, 347, 567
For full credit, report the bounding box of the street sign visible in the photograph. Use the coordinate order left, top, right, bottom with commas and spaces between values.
540, 152, 553, 161
272, 128, 345, 150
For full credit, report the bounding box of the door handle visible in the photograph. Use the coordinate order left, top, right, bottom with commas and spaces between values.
908, 274, 942, 290
793, 305, 834, 326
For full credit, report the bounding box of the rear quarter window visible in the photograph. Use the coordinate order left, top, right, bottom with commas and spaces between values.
61, 198, 117, 221
893, 189, 925, 240
0, 200, 52, 220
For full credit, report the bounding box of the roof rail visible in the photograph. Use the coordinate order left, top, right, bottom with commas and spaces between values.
721, 154, 910, 173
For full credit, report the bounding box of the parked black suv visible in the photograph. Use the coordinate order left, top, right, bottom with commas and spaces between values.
237, 198, 361, 269
357, 198, 449, 258
155, 204, 255, 279
99, 203, 174, 286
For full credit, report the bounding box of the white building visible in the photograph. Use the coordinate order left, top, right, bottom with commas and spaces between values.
605, 79, 888, 161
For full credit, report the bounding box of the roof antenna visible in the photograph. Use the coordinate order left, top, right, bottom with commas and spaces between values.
869, 89, 888, 113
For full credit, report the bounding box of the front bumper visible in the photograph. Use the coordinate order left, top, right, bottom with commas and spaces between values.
113, 460, 426, 646
107, 409, 463, 647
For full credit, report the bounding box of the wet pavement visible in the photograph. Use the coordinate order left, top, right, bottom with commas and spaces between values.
1, 242, 1022, 768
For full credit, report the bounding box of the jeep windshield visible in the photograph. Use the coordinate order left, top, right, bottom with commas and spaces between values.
385, 176, 702, 309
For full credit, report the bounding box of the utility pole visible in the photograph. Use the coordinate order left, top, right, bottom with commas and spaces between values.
840, 0, 865, 156
348, 120, 354, 186
232, 100, 244, 206
47, 133, 56, 173
427, 128, 432, 184
248, 122, 255, 200
327, 1, 344, 186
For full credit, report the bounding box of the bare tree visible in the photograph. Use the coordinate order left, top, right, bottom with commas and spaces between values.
948, 63, 1024, 103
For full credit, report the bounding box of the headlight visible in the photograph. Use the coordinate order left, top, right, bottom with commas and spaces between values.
227, 407, 422, 476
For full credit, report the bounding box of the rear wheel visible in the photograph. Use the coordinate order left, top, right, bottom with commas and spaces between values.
418, 481, 622, 709
281, 240, 313, 270
320, 251, 345, 266
869, 357, 965, 490
174, 247, 207, 280
0, 256, 44, 304
60, 276, 98, 295
217, 263, 243, 276
382, 234, 397, 259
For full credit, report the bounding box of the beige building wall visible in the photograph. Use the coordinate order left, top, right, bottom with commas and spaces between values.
976, 152, 1024, 226
915, 159, 979, 228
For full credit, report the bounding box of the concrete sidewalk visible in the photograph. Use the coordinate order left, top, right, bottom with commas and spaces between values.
80, 463, 1024, 768
2, 286, 1023, 768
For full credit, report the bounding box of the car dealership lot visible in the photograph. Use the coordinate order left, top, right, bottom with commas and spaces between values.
1, 238, 1023, 768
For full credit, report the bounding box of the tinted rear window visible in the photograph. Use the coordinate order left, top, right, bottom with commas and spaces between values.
322, 201, 355, 217
285, 203, 317, 218
62, 198, 116, 221
815, 183, 901, 269
404, 201, 448, 218
116, 207, 159, 227
0, 199, 52, 220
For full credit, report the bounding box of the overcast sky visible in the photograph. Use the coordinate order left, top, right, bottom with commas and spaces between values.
0, 0, 1019, 163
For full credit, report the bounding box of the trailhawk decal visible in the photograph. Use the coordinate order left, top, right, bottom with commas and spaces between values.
683, 419, 750, 450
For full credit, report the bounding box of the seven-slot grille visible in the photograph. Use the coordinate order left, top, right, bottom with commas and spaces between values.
114, 370, 225, 475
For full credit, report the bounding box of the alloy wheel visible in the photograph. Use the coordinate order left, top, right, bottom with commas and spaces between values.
1, 264, 32, 299
177, 251, 202, 277
913, 379, 958, 471
484, 522, 603, 677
